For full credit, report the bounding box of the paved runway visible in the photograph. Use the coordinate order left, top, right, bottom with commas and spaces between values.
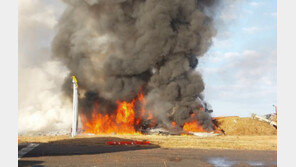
18, 143, 276, 167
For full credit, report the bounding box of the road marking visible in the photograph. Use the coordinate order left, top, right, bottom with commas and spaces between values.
18, 143, 39, 160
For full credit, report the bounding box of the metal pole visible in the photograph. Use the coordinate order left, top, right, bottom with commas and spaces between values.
72, 76, 78, 137
273, 105, 277, 115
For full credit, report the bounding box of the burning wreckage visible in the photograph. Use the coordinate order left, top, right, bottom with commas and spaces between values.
52, 0, 221, 136
73, 81, 219, 136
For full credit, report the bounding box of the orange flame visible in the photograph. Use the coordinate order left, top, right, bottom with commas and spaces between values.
81, 101, 139, 134
183, 121, 206, 132
172, 121, 177, 127
182, 117, 222, 134
81, 90, 220, 135
182, 113, 206, 132
81, 91, 155, 135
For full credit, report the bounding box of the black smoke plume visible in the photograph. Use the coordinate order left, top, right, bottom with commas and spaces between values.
52, 0, 218, 131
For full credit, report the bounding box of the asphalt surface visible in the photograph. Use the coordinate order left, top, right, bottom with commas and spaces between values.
18, 143, 277, 167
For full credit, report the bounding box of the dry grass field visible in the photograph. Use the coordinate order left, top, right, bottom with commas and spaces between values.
18, 116, 277, 151
18, 134, 277, 151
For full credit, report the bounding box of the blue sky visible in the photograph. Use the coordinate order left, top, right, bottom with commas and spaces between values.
199, 0, 277, 117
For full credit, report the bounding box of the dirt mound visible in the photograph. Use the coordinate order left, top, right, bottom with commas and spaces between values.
214, 116, 277, 136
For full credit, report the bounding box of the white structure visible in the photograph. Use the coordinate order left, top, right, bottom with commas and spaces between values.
72, 76, 79, 137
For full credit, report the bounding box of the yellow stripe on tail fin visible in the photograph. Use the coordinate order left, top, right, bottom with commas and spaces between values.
72, 75, 78, 87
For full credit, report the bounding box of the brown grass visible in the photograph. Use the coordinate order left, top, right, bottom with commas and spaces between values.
18, 116, 277, 151
18, 134, 277, 151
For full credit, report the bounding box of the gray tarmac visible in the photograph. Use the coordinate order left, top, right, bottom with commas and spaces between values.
18, 142, 276, 167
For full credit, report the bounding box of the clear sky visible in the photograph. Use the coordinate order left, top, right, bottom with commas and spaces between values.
199, 0, 277, 117
19, 0, 277, 118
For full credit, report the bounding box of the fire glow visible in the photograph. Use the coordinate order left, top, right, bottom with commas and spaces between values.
81, 93, 141, 135
81, 92, 210, 135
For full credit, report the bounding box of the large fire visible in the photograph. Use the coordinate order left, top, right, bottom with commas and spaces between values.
81, 91, 156, 134
81, 91, 214, 135
81, 93, 142, 134
183, 113, 207, 132
183, 121, 205, 132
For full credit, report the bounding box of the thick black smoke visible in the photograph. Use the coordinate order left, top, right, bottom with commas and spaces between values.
52, 0, 218, 131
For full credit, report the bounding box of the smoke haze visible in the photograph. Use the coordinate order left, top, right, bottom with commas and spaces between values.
18, 0, 71, 135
